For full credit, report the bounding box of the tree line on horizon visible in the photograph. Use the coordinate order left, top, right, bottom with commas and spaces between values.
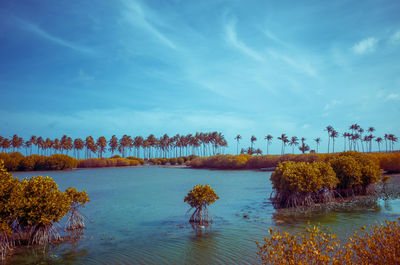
0, 132, 227, 159
0, 124, 398, 159
235, 123, 398, 155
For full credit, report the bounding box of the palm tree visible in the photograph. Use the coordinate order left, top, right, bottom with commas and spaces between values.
11, 134, 23, 152
367, 127, 375, 152
73, 138, 84, 159
54, 138, 61, 154
24, 140, 32, 156
342, 133, 348, 151
358, 127, 365, 152
109, 135, 118, 156
265, 134, 273, 155
375, 137, 383, 152
44, 138, 53, 156
277, 134, 288, 155
97, 136, 107, 158
29, 135, 37, 155
119, 135, 132, 158
65, 137, 73, 155
384, 134, 389, 152
325, 126, 333, 153
388, 134, 398, 152
349, 124, 360, 151
1, 138, 10, 153
299, 137, 310, 154
235, 135, 241, 155
250, 135, 257, 153
289, 136, 299, 154
85, 136, 95, 158
314, 138, 321, 153
37, 137, 44, 155
133, 136, 144, 158
331, 130, 339, 153
60, 135, 68, 154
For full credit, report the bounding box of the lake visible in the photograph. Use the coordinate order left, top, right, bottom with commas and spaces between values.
9, 167, 400, 264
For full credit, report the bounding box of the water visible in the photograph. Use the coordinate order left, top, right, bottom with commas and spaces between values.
8, 167, 400, 264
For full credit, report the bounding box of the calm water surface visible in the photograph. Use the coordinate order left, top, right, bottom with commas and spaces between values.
9, 167, 400, 264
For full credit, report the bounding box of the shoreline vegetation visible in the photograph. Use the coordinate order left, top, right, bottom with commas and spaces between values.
1, 151, 400, 173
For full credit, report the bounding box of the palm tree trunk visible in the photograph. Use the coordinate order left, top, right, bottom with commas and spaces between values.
327, 136, 330, 153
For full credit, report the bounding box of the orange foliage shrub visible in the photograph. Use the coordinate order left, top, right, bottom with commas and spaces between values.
257, 219, 400, 265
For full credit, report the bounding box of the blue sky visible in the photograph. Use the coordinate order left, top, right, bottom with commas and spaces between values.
1, 0, 400, 154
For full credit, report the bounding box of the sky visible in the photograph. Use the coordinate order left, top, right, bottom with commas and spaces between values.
0, 0, 400, 155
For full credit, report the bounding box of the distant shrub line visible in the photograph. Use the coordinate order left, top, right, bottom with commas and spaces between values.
0, 152, 196, 171
188, 152, 400, 173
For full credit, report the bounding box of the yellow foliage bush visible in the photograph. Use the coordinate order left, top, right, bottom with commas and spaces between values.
329, 152, 381, 195
0, 160, 89, 260
257, 219, 400, 265
184, 184, 219, 224
270, 161, 338, 208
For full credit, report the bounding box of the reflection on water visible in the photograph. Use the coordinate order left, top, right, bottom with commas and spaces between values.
8, 168, 400, 264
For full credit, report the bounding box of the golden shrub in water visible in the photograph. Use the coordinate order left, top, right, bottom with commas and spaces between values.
271, 161, 338, 193
329, 152, 381, 194
0, 160, 90, 260
184, 184, 219, 208
270, 161, 338, 208
258, 219, 400, 265
17, 176, 72, 227
329, 155, 362, 190
184, 184, 219, 224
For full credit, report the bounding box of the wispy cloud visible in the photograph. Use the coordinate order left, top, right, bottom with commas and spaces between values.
225, 18, 263, 61
391, 30, 400, 43
261, 29, 318, 78
324, 99, 341, 111
14, 17, 93, 53
122, 1, 176, 49
352, 37, 378, 54
387, 93, 400, 101
268, 50, 318, 78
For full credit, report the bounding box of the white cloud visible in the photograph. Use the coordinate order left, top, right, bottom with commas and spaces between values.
352, 37, 378, 54
14, 17, 93, 53
225, 18, 263, 61
387, 93, 400, 101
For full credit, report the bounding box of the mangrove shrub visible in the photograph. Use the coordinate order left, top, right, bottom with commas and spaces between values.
184, 184, 219, 225
329, 152, 381, 196
0, 160, 89, 260
270, 161, 338, 208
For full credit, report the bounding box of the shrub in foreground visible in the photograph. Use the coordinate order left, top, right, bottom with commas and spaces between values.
257, 219, 400, 265
0, 160, 89, 260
